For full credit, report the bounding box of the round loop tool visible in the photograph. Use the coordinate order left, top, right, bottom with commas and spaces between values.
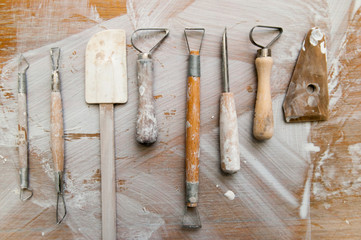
249, 25, 283, 140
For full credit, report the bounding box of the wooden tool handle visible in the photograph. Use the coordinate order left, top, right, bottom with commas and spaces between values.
220, 92, 240, 173
51, 91, 64, 172
99, 103, 116, 240
136, 58, 158, 145
185, 51, 200, 207
253, 56, 274, 140
18, 93, 28, 169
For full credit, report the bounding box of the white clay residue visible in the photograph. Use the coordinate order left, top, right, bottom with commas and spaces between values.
139, 85, 145, 96
320, 41, 326, 54
310, 28, 323, 46
304, 143, 320, 153
224, 190, 235, 200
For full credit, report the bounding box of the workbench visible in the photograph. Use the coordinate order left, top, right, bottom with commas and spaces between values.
0, 0, 360, 239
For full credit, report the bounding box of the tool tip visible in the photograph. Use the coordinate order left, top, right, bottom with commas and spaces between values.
182, 207, 202, 229
56, 192, 67, 224
20, 188, 33, 201
18, 54, 29, 73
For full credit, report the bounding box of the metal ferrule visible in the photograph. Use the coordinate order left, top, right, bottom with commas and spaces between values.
18, 73, 27, 93
51, 70, 60, 92
55, 171, 64, 193
257, 48, 271, 58
138, 52, 152, 60
188, 55, 200, 77
186, 182, 199, 206
19, 167, 28, 189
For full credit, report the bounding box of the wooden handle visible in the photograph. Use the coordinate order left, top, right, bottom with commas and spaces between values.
253, 56, 274, 140
136, 58, 158, 145
220, 92, 240, 173
186, 75, 200, 183
99, 103, 116, 240
51, 91, 64, 172
18, 93, 28, 169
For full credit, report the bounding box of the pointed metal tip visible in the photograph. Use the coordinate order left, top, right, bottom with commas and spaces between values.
50, 47, 61, 70
20, 188, 33, 201
56, 192, 67, 224
182, 206, 202, 229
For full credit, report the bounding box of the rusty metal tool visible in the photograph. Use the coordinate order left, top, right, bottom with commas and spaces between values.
50, 47, 67, 224
220, 28, 240, 174
131, 28, 169, 145
86, 29, 128, 240
249, 25, 283, 140
182, 27, 204, 229
18, 54, 33, 201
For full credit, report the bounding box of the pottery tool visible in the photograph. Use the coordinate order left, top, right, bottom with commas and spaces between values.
249, 25, 283, 140
182, 28, 204, 229
85, 29, 127, 240
220, 28, 240, 174
131, 28, 169, 145
283, 27, 329, 122
18, 54, 33, 201
50, 47, 67, 224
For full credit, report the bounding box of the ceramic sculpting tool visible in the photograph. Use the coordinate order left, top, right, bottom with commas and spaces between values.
18, 54, 33, 201
50, 47, 67, 224
249, 25, 283, 140
86, 29, 127, 240
182, 28, 204, 229
131, 28, 169, 145
220, 28, 240, 174
283, 27, 329, 122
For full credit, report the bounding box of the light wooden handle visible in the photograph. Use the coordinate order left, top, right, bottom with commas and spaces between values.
253, 56, 274, 140
51, 91, 64, 172
99, 103, 116, 240
18, 93, 28, 169
136, 58, 158, 145
220, 92, 240, 173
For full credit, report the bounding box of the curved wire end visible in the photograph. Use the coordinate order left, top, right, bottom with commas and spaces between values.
18, 54, 29, 73
56, 192, 67, 224
50, 47, 61, 71
131, 28, 170, 54
249, 25, 283, 49
20, 188, 33, 201
184, 28, 205, 54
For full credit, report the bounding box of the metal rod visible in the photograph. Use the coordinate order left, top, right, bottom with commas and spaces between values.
222, 28, 230, 93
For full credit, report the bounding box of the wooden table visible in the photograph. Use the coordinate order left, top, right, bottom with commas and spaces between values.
0, 0, 360, 239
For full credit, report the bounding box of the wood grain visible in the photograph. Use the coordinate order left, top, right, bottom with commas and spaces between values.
0, 1, 361, 239
18, 93, 28, 169
219, 92, 240, 173
136, 57, 158, 145
99, 103, 116, 240
50, 91, 64, 172
253, 56, 274, 140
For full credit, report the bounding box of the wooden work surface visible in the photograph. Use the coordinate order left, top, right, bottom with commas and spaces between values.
0, 0, 360, 239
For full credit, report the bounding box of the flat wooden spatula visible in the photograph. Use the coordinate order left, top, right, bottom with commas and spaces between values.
85, 29, 127, 240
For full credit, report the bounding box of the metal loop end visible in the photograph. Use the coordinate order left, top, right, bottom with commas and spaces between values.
20, 188, 33, 201
131, 28, 170, 54
249, 25, 283, 49
56, 192, 67, 224
18, 54, 29, 74
184, 28, 205, 54
50, 47, 61, 71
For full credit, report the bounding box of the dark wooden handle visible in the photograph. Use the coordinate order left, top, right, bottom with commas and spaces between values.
220, 92, 240, 173
253, 56, 274, 140
51, 91, 64, 172
136, 58, 158, 145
